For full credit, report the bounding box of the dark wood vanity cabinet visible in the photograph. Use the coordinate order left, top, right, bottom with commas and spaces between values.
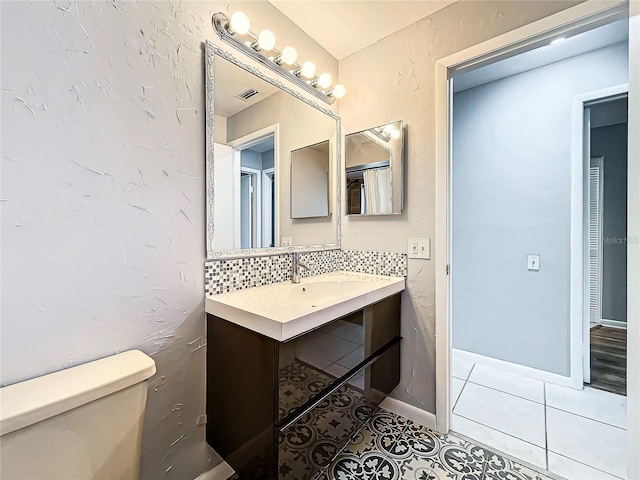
206, 293, 402, 480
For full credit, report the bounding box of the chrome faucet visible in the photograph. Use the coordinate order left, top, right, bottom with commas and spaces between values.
292, 252, 309, 284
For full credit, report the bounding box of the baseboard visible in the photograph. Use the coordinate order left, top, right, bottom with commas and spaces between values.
194, 461, 235, 480
452, 348, 577, 389
600, 319, 627, 329
379, 396, 437, 431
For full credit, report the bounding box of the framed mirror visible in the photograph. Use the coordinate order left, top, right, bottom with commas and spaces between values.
205, 40, 341, 258
345, 121, 404, 215
291, 140, 331, 219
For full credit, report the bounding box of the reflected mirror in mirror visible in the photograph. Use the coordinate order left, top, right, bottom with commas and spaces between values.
207, 43, 340, 255
345, 121, 403, 215
291, 140, 331, 219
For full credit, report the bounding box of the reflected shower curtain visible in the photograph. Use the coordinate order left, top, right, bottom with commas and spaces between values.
363, 167, 392, 214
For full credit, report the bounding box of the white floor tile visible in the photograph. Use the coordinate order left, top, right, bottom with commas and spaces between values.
453, 383, 546, 446
547, 407, 627, 479
452, 356, 474, 380
468, 364, 544, 403
336, 345, 364, 370
324, 363, 349, 379
548, 452, 622, 480
451, 414, 547, 469
296, 351, 332, 370
451, 378, 465, 409
299, 332, 359, 363
324, 320, 365, 343
347, 374, 364, 390
545, 384, 627, 429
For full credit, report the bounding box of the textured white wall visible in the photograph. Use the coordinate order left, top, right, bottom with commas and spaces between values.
452, 43, 628, 376
0, 1, 336, 479
338, 0, 582, 413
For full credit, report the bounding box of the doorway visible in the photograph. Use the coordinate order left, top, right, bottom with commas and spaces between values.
239, 168, 259, 249
584, 95, 629, 395
228, 127, 277, 249
435, 2, 636, 478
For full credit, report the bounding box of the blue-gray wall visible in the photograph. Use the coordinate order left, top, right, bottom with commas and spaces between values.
452, 43, 628, 376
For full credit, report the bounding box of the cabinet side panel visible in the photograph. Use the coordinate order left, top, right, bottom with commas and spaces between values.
206, 314, 276, 478
366, 294, 402, 356
369, 341, 401, 400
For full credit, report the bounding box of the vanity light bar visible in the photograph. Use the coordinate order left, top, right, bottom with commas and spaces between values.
212, 12, 345, 105
368, 124, 401, 143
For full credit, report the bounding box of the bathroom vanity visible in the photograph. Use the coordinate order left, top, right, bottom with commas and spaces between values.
205, 272, 404, 480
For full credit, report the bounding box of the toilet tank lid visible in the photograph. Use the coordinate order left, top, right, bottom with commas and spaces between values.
0, 350, 156, 436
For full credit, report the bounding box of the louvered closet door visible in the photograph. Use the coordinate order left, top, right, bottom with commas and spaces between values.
589, 159, 603, 324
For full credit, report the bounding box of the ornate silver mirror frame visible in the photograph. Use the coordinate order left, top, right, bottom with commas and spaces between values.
205, 40, 341, 259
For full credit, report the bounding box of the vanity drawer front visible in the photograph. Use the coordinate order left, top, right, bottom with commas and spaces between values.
277, 338, 400, 480
277, 293, 401, 422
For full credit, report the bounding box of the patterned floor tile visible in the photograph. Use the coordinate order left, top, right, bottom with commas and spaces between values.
317, 409, 556, 480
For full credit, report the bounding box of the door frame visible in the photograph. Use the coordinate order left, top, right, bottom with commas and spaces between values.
228, 124, 280, 247
434, 0, 631, 434
573, 85, 629, 385
262, 168, 275, 247
240, 166, 262, 248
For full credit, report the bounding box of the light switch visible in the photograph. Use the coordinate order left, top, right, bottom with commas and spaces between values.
408, 238, 430, 259
528, 254, 540, 271
281, 236, 293, 247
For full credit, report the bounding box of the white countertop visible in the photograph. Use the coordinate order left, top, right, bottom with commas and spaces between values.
205, 271, 405, 341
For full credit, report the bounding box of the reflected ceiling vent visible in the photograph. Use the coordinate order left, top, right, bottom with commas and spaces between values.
235, 87, 261, 101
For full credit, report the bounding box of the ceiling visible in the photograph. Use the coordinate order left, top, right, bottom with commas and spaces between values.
454, 19, 629, 93
267, 0, 456, 60
214, 55, 280, 118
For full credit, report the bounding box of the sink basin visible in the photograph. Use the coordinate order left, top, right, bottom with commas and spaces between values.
288, 281, 370, 307
205, 271, 405, 341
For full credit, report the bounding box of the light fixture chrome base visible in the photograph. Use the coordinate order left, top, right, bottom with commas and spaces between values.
211, 13, 335, 105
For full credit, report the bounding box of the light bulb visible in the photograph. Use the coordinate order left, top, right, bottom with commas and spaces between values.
317, 73, 332, 89
383, 124, 395, 134
391, 129, 401, 139
330, 84, 346, 99
257, 29, 276, 51
300, 61, 316, 79
229, 11, 250, 35
279, 46, 297, 65
550, 37, 566, 45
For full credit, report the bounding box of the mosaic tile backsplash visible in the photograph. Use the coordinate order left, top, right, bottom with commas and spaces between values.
205, 250, 407, 296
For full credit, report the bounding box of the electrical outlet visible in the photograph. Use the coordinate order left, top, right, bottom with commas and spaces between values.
281, 236, 293, 247
408, 238, 430, 259
527, 254, 540, 271
408, 238, 419, 256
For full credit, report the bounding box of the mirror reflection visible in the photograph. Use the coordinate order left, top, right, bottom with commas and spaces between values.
345, 121, 403, 215
291, 140, 331, 219
208, 48, 339, 253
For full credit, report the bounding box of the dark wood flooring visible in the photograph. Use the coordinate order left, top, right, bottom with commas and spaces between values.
588, 325, 626, 396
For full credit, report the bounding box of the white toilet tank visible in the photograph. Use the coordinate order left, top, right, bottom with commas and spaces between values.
0, 350, 156, 480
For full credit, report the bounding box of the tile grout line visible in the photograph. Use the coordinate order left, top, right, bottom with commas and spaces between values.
450, 429, 559, 479
452, 363, 475, 412
546, 450, 626, 480
459, 378, 625, 430
544, 404, 627, 431
464, 379, 545, 405
453, 413, 547, 451
543, 382, 549, 471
